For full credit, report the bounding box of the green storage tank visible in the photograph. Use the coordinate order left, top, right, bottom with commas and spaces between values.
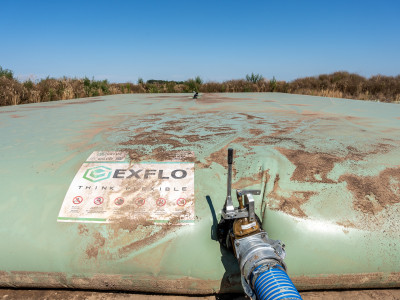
0, 93, 399, 294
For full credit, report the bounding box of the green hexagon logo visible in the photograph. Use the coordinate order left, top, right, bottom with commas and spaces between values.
83, 166, 112, 182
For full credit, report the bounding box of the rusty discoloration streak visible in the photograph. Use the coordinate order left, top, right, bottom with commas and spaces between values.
121, 131, 185, 148
249, 129, 264, 136
232, 170, 269, 190
336, 220, 357, 229
116, 222, 177, 258
14, 99, 104, 112
67, 116, 122, 151
0, 110, 17, 114
85, 232, 106, 259
339, 168, 400, 215
0, 271, 69, 289
148, 95, 190, 100
1, 271, 400, 293
268, 175, 315, 217
199, 137, 246, 169
269, 123, 298, 137
78, 224, 89, 235
122, 148, 194, 163
238, 113, 263, 120
292, 272, 400, 291
278, 142, 396, 183
9, 114, 24, 118
277, 148, 341, 183
198, 94, 253, 104
61, 99, 103, 106
204, 126, 234, 133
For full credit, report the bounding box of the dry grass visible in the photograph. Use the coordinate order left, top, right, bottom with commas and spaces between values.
0, 70, 399, 106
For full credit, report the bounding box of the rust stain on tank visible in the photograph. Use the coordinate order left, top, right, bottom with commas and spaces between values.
200, 137, 246, 169
292, 272, 400, 291
9, 114, 24, 118
232, 170, 269, 190
277, 148, 341, 183
116, 222, 178, 258
60, 99, 103, 106
0, 110, 17, 114
269, 123, 299, 137
121, 130, 185, 148
238, 113, 263, 120
268, 175, 315, 217
85, 232, 106, 259
339, 168, 400, 215
249, 128, 264, 136
198, 93, 252, 104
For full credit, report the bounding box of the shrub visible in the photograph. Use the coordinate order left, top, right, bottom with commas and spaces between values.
245, 73, 263, 83
0, 66, 14, 80
0, 66, 399, 106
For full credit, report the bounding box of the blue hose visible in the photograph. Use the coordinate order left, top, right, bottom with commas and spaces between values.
252, 266, 302, 300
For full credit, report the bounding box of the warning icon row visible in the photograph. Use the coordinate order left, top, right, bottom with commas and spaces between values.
72, 196, 187, 206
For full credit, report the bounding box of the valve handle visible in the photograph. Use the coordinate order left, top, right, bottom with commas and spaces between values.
228, 148, 233, 164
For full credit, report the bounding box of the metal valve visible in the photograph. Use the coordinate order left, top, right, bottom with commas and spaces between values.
218, 148, 263, 250
216, 148, 299, 300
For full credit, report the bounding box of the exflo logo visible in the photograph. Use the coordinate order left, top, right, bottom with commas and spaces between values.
83, 166, 188, 182
83, 166, 112, 182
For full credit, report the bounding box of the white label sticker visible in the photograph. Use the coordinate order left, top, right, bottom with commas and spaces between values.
57, 151, 195, 225
241, 222, 256, 230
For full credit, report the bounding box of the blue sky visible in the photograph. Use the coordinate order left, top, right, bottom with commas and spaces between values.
1, 0, 399, 82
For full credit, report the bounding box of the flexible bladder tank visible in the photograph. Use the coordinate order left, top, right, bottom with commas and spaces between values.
0, 93, 399, 293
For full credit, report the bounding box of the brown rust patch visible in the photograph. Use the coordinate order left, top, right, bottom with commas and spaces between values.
148, 95, 190, 100
0, 110, 17, 114
2, 271, 69, 289
232, 170, 269, 190
249, 129, 264, 136
9, 114, 24, 118
269, 123, 298, 137
339, 168, 400, 214
204, 126, 235, 133
78, 224, 89, 235
121, 130, 185, 148
122, 147, 195, 163
268, 175, 315, 217
336, 220, 357, 228
2, 270, 400, 293
117, 221, 178, 257
85, 232, 106, 259
238, 113, 263, 120
112, 216, 154, 233
199, 137, 247, 169
198, 93, 253, 104
292, 272, 400, 291
61, 99, 103, 105
277, 148, 341, 183
0, 271, 223, 294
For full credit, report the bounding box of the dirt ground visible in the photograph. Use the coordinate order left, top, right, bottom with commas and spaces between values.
1, 289, 400, 300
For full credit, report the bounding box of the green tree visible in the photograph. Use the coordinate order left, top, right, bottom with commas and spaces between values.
0, 66, 14, 79
245, 73, 263, 83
